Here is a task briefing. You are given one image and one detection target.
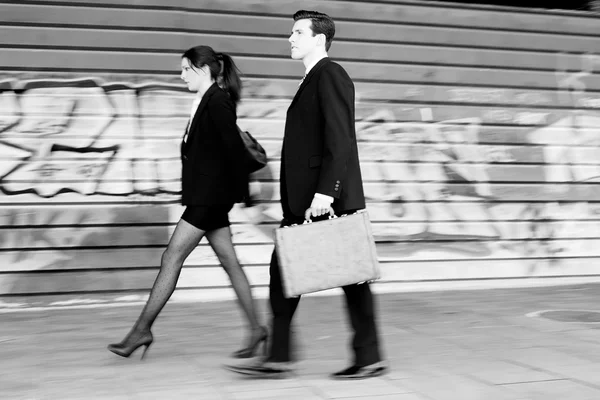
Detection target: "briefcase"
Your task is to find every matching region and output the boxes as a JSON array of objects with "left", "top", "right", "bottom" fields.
[{"left": 274, "top": 210, "right": 380, "bottom": 298}]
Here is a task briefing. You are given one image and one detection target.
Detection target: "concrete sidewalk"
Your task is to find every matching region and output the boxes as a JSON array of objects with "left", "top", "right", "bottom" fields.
[{"left": 3, "top": 284, "right": 600, "bottom": 399}]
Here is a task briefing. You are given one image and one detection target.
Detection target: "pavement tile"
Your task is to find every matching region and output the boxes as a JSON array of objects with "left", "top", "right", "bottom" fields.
[
  {"left": 399, "top": 374, "right": 525, "bottom": 400},
  {"left": 129, "top": 385, "right": 225, "bottom": 399},
  {"left": 550, "top": 341, "right": 600, "bottom": 364},
  {"left": 45, "top": 396, "right": 134, "bottom": 400},
  {"left": 382, "top": 366, "right": 440, "bottom": 381},
  {"left": 492, "top": 347, "right": 594, "bottom": 371},
  {"left": 220, "top": 377, "right": 306, "bottom": 392},
  {"left": 334, "top": 394, "right": 428, "bottom": 400},
  {"left": 6, "top": 286, "right": 600, "bottom": 400},
  {"left": 303, "top": 377, "right": 412, "bottom": 398},
  {"left": 543, "top": 364, "right": 600, "bottom": 387},
  {"left": 500, "top": 379, "right": 600, "bottom": 400},
  {"left": 30, "top": 378, "right": 133, "bottom": 400},
  {"left": 460, "top": 360, "right": 558, "bottom": 384},
  {"left": 0, "top": 387, "right": 40, "bottom": 400},
  {"left": 436, "top": 332, "right": 516, "bottom": 352},
  {"left": 228, "top": 387, "right": 321, "bottom": 400},
  {"left": 562, "top": 329, "right": 600, "bottom": 344}
]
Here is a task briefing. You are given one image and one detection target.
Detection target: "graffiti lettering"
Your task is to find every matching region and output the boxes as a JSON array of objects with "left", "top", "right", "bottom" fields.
[
  {"left": 485, "top": 147, "right": 516, "bottom": 163},
  {"left": 482, "top": 109, "right": 514, "bottom": 123},
  {"left": 515, "top": 112, "right": 549, "bottom": 125},
  {"left": 0, "top": 78, "right": 273, "bottom": 199},
  {"left": 0, "top": 50, "right": 598, "bottom": 280},
  {"left": 556, "top": 52, "right": 600, "bottom": 107},
  {"left": 578, "top": 97, "right": 600, "bottom": 108},
  {"left": 353, "top": 50, "right": 600, "bottom": 270},
  {"left": 77, "top": 163, "right": 105, "bottom": 178},
  {"left": 33, "top": 163, "right": 63, "bottom": 178},
  {"left": 448, "top": 88, "right": 509, "bottom": 104}
]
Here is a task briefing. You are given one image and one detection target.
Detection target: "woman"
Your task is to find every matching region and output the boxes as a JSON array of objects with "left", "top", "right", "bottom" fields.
[{"left": 108, "top": 46, "right": 267, "bottom": 360}]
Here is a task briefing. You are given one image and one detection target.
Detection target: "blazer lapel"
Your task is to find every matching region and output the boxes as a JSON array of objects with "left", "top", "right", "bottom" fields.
[
  {"left": 188, "top": 82, "right": 219, "bottom": 133},
  {"left": 183, "top": 82, "right": 219, "bottom": 151},
  {"left": 289, "top": 57, "right": 330, "bottom": 109}
]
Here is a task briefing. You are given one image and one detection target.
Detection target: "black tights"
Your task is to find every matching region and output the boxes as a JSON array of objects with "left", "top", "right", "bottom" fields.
[{"left": 120, "top": 219, "right": 262, "bottom": 344}]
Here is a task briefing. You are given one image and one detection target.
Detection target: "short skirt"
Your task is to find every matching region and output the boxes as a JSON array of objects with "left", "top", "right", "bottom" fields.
[{"left": 181, "top": 204, "right": 233, "bottom": 231}]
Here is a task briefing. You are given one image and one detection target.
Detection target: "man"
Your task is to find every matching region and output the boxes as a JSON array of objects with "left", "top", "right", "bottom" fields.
[{"left": 227, "top": 10, "right": 387, "bottom": 380}]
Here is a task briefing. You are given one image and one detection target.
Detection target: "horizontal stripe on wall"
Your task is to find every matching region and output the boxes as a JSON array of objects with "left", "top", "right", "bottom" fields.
[
  {"left": 3, "top": 103, "right": 600, "bottom": 130},
  {"left": 0, "top": 5, "right": 598, "bottom": 53},
  {"left": 1, "top": 157, "right": 600, "bottom": 175},
  {"left": 2, "top": 181, "right": 600, "bottom": 202},
  {"left": 3, "top": 26, "right": 599, "bottom": 73},
  {"left": 10, "top": 0, "right": 599, "bottom": 36},
  {"left": 2, "top": 257, "right": 600, "bottom": 295},
  {"left": 2, "top": 220, "right": 600, "bottom": 251},
  {"left": 8, "top": 142, "right": 600, "bottom": 167},
  {"left": 2, "top": 49, "right": 600, "bottom": 90},
  {"left": 1, "top": 183, "right": 600, "bottom": 203},
  {"left": 3, "top": 80, "right": 600, "bottom": 111},
  {"left": 2, "top": 202, "right": 598, "bottom": 226},
  {"left": 1, "top": 240, "right": 600, "bottom": 273},
  {"left": 3, "top": 120, "right": 600, "bottom": 147},
  {"left": 4, "top": 160, "right": 600, "bottom": 185}
]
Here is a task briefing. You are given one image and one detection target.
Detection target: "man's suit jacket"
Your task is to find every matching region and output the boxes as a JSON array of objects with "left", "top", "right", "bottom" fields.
[
  {"left": 281, "top": 57, "right": 366, "bottom": 217},
  {"left": 181, "top": 82, "right": 247, "bottom": 205}
]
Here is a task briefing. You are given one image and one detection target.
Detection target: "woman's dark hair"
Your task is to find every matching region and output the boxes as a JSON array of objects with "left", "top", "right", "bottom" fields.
[{"left": 182, "top": 45, "right": 242, "bottom": 103}]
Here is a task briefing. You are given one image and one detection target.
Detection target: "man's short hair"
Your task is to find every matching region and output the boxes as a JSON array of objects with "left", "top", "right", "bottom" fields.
[{"left": 293, "top": 10, "right": 335, "bottom": 51}]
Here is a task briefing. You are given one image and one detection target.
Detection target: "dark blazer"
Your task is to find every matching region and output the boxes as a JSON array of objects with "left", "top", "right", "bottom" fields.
[
  {"left": 281, "top": 57, "right": 366, "bottom": 217},
  {"left": 181, "top": 82, "right": 247, "bottom": 205}
]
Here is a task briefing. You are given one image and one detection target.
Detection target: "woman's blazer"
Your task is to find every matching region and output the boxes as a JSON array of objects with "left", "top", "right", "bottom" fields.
[{"left": 180, "top": 82, "right": 247, "bottom": 205}]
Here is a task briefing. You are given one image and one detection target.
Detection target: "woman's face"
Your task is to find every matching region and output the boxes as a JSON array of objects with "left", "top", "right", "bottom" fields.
[{"left": 180, "top": 57, "right": 203, "bottom": 92}]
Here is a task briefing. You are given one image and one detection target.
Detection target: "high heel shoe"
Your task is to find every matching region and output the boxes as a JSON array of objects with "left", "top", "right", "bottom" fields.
[
  {"left": 231, "top": 326, "right": 268, "bottom": 359},
  {"left": 107, "top": 331, "right": 154, "bottom": 359}
]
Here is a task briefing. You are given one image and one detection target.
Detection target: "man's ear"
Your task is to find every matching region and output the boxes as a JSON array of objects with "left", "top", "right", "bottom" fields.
[{"left": 317, "top": 33, "right": 326, "bottom": 47}]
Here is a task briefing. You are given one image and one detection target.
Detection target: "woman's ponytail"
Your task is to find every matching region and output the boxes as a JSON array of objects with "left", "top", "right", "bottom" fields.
[{"left": 219, "top": 52, "right": 242, "bottom": 104}]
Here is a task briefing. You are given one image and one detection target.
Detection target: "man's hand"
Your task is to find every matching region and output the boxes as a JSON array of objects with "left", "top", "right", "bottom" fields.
[{"left": 305, "top": 195, "right": 334, "bottom": 221}]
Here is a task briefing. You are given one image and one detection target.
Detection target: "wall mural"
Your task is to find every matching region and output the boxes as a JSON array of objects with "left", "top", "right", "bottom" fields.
[
  {"left": 361, "top": 52, "right": 600, "bottom": 272},
  {"left": 0, "top": 52, "right": 599, "bottom": 294}
]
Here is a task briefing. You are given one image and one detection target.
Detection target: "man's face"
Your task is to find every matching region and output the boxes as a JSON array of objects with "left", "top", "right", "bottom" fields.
[{"left": 288, "top": 19, "right": 320, "bottom": 60}]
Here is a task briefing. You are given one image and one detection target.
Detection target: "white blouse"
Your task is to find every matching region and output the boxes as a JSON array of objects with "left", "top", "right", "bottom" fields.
[{"left": 184, "top": 97, "right": 202, "bottom": 143}]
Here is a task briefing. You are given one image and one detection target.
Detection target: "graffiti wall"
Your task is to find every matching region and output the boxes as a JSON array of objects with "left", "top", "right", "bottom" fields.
[{"left": 0, "top": 0, "right": 599, "bottom": 296}]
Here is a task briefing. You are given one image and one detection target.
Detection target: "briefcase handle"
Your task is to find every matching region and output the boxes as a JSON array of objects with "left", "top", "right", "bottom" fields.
[
  {"left": 301, "top": 208, "right": 368, "bottom": 225},
  {"left": 303, "top": 206, "right": 337, "bottom": 224}
]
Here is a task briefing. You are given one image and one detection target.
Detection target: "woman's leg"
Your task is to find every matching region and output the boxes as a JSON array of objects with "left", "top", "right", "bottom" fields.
[
  {"left": 118, "top": 219, "right": 205, "bottom": 341},
  {"left": 206, "top": 227, "right": 264, "bottom": 343}
]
